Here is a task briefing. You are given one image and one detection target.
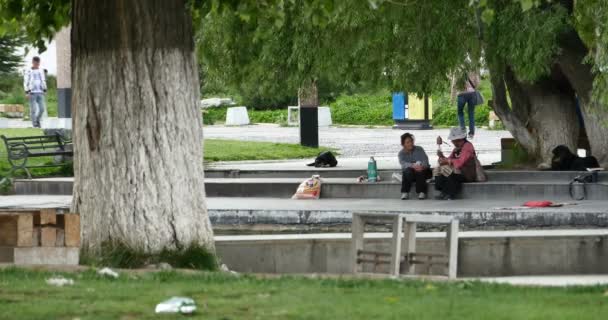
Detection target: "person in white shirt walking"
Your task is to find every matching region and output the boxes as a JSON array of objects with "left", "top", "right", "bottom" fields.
[{"left": 23, "top": 56, "right": 47, "bottom": 128}]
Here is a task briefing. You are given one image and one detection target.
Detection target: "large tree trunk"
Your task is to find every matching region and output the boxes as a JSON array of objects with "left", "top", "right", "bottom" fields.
[
  {"left": 71, "top": 0, "right": 214, "bottom": 252},
  {"left": 490, "top": 64, "right": 579, "bottom": 165},
  {"left": 556, "top": 30, "right": 608, "bottom": 167}
]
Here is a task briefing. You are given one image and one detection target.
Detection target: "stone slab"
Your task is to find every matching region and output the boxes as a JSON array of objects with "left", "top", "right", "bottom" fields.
[
  {"left": 318, "top": 107, "right": 332, "bottom": 127},
  {"left": 475, "top": 275, "right": 608, "bottom": 287},
  {"left": 225, "top": 107, "right": 250, "bottom": 126},
  {"left": 12, "top": 247, "right": 79, "bottom": 265}
]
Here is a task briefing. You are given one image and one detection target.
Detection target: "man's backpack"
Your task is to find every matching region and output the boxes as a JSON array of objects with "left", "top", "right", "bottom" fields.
[{"left": 307, "top": 151, "right": 338, "bottom": 168}]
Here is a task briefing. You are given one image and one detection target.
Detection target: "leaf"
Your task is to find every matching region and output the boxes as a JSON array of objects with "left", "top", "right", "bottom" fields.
[
  {"left": 520, "top": 0, "right": 534, "bottom": 11},
  {"left": 481, "top": 8, "right": 495, "bottom": 24}
]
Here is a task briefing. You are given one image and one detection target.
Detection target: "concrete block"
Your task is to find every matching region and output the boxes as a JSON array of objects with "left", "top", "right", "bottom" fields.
[
  {"left": 287, "top": 106, "right": 299, "bottom": 126},
  {"left": 226, "top": 107, "right": 250, "bottom": 126},
  {"left": 64, "top": 214, "right": 80, "bottom": 247},
  {"left": 318, "top": 106, "right": 332, "bottom": 127},
  {"left": 41, "top": 227, "right": 57, "bottom": 246},
  {"left": 13, "top": 247, "right": 79, "bottom": 265},
  {"left": 0, "top": 216, "right": 18, "bottom": 246},
  {"left": 17, "top": 214, "right": 34, "bottom": 247},
  {"left": 0, "top": 247, "right": 13, "bottom": 263}
]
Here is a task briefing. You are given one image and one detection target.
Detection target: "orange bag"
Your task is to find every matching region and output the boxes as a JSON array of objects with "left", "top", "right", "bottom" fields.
[{"left": 292, "top": 175, "right": 322, "bottom": 200}]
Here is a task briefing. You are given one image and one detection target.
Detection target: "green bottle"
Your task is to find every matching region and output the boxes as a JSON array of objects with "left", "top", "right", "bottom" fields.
[{"left": 367, "top": 157, "right": 378, "bottom": 182}]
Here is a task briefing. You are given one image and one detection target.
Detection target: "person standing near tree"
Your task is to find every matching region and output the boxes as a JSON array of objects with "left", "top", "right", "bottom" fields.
[
  {"left": 456, "top": 71, "right": 481, "bottom": 140},
  {"left": 23, "top": 56, "right": 47, "bottom": 128}
]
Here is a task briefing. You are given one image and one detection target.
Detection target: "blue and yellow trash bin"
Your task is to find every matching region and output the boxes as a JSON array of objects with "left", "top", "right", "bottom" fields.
[{"left": 392, "top": 92, "right": 432, "bottom": 129}]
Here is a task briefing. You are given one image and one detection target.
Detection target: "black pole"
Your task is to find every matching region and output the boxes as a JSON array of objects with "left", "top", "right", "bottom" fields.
[{"left": 299, "top": 106, "right": 319, "bottom": 148}]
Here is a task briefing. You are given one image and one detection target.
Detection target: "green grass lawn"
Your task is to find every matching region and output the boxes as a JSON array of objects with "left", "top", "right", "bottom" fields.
[
  {"left": 0, "top": 129, "right": 330, "bottom": 178},
  {"left": 0, "top": 128, "right": 70, "bottom": 179},
  {"left": 0, "top": 268, "right": 607, "bottom": 320},
  {"left": 204, "top": 139, "right": 329, "bottom": 162}
]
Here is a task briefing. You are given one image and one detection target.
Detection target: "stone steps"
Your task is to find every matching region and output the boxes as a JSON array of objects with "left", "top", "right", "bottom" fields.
[
  {"left": 205, "top": 168, "right": 607, "bottom": 181},
  {"left": 13, "top": 176, "right": 608, "bottom": 200}
]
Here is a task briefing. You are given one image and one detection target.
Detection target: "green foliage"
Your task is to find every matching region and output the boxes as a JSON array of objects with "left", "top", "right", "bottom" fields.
[
  {"left": 329, "top": 92, "right": 393, "bottom": 126},
  {"left": 202, "top": 107, "right": 228, "bottom": 125},
  {"left": 197, "top": 0, "right": 477, "bottom": 107},
  {"left": 0, "top": 34, "right": 23, "bottom": 74},
  {"left": 0, "top": 0, "right": 70, "bottom": 51},
  {"left": 80, "top": 241, "right": 218, "bottom": 270},
  {"left": 203, "top": 107, "right": 289, "bottom": 125},
  {"left": 0, "top": 74, "right": 59, "bottom": 117},
  {"left": 573, "top": 0, "right": 608, "bottom": 108},
  {"left": 249, "top": 109, "right": 288, "bottom": 125},
  {"left": 484, "top": 2, "right": 569, "bottom": 82},
  {"left": 432, "top": 104, "right": 491, "bottom": 128}
]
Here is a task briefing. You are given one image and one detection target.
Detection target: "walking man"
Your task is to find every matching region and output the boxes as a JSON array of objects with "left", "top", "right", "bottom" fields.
[{"left": 24, "top": 56, "right": 47, "bottom": 128}]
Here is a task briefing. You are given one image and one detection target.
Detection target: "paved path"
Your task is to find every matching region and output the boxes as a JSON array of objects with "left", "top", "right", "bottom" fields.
[
  {"left": 204, "top": 124, "right": 511, "bottom": 159},
  {"left": 475, "top": 275, "right": 608, "bottom": 287}
]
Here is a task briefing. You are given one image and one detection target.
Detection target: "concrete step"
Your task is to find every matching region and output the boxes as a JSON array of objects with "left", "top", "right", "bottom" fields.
[
  {"left": 13, "top": 177, "right": 608, "bottom": 200},
  {"left": 205, "top": 198, "right": 608, "bottom": 233},
  {"left": 3, "top": 196, "right": 608, "bottom": 232},
  {"left": 205, "top": 168, "right": 608, "bottom": 181},
  {"left": 202, "top": 178, "right": 608, "bottom": 200}
]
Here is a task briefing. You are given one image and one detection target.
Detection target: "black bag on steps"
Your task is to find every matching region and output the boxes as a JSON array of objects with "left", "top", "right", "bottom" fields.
[{"left": 307, "top": 151, "right": 338, "bottom": 167}]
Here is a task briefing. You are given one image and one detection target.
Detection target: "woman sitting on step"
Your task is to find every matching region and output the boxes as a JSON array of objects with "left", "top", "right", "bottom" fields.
[
  {"left": 435, "top": 127, "right": 478, "bottom": 200},
  {"left": 398, "top": 133, "right": 432, "bottom": 200}
]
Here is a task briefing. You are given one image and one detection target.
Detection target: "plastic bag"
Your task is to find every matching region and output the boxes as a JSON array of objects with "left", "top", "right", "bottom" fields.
[
  {"left": 155, "top": 297, "right": 197, "bottom": 314},
  {"left": 292, "top": 175, "right": 322, "bottom": 199}
]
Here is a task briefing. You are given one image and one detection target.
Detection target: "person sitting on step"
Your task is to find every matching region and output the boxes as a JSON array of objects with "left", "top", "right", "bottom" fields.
[
  {"left": 435, "top": 127, "right": 478, "bottom": 200},
  {"left": 398, "top": 133, "right": 432, "bottom": 200}
]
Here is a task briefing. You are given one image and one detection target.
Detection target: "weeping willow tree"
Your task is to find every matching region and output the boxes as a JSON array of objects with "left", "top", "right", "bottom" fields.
[{"left": 200, "top": 0, "right": 608, "bottom": 166}]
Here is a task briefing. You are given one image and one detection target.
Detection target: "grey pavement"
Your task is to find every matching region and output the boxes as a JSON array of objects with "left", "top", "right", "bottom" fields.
[
  {"left": 475, "top": 275, "right": 608, "bottom": 287},
  {"left": 204, "top": 124, "right": 512, "bottom": 163}
]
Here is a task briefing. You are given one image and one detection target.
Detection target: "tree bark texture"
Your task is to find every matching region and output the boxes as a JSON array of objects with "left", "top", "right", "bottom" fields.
[
  {"left": 490, "top": 64, "right": 579, "bottom": 165},
  {"left": 71, "top": 0, "right": 214, "bottom": 252},
  {"left": 298, "top": 80, "right": 319, "bottom": 108},
  {"left": 556, "top": 30, "right": 608, "bottom": 167}
]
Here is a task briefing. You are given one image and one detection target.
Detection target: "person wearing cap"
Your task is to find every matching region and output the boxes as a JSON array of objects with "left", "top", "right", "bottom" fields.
[
  {"left": 398, "top": 133, "right": 431, "bottom": 200},
  {"left": 435, "top": 127, "right": 477, "bottom": 200}
]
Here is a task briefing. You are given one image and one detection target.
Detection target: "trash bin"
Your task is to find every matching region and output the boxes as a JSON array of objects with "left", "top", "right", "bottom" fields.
[
  {"left": 392, "top": 92, "right": 432, "bottom": 130},
  {"left": 392, "top": 92, "right": 408, "bottom": 121}
]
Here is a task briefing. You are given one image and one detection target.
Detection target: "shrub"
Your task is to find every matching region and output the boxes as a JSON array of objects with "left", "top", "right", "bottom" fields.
[
  {"left": 80, "top": 241, "right": 218, "bottom": 270},
  {"left": 432, "top": 104, "right": 491, "bottom": 128},
  {"left": 329, "top": 92, "right": 393, "bottom": 126}
]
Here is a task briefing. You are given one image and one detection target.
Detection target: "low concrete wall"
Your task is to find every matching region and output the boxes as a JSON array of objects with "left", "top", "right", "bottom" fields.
[
  {"left": 210, "top": 207, "right": 608, "bottom": 232},
  {"left": 216, "top": 231, "right": 608, "bottom": 277},
  {"left": 22, "top": 179, "right": 606, "bottom": 201}
]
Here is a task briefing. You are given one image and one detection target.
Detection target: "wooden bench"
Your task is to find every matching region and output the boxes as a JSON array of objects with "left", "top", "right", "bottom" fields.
[
  {"left": 0, "top": 209, "right": 80, "bottom": 265},
  {"left": 1, "top": 133, "right": 73, "bottom": 179},
  {"left": 352, "top": 212, "right": 459, "bottom": 279}
]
